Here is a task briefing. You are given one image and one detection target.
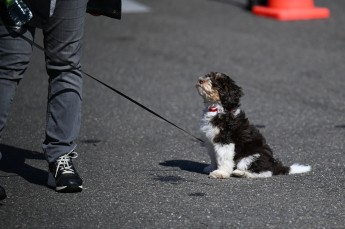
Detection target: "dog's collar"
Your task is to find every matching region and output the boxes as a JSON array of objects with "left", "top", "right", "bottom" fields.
[
  {"left": 208, "top": 106, "right": 218, "bottom": 112},
  {"left": 208, "top": 105, "right": 240, "bottom": 117},
  {"left": 208, "top": 104, "right": 222, "bottom": 113}
]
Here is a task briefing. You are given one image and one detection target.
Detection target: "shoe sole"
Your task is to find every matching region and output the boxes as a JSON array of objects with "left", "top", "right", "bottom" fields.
[
  {"left": 56, "top": 185, "right": 83, "bottom": 193},
  {"left": 47, "top": 173, "right": 83, "bottom": 193}
]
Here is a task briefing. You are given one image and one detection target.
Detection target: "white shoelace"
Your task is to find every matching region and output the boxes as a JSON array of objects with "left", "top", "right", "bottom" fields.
[{"left": 54, "top": 152, "right": 78, "bottom": 177}]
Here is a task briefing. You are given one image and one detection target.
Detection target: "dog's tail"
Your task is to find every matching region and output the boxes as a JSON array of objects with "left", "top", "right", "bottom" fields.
[
  {"left": 288, "top": 163, "right": 311, "bottom": 174},
  {"left": 273, "top": 160, "right": 311, "bottom": 175}
]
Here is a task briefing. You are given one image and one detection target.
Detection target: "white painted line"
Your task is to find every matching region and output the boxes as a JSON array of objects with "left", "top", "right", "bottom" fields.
[{"left": 122, "top": 0, "right": 151, "bottom": 13}]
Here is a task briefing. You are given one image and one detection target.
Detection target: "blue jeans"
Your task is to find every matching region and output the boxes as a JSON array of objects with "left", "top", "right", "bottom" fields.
[{"left": 0, "top": 0, "right": 88, "bottom": 162}]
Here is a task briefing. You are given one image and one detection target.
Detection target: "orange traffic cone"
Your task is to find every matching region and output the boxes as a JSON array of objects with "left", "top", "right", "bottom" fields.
[{"left": 253, "top": 0, "right": 330, "bottom": 21}]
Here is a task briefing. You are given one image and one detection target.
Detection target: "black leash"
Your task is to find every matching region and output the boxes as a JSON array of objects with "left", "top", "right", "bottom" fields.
[{"left": 17, "top": 32, "right": 204, "bottom": 143}]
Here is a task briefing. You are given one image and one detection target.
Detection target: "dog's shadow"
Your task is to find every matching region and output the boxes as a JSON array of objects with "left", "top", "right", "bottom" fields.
[
  {"left": 159, "top": 160, "right": 208, "bottom": 174},
  {"left": 0, "top": 144, "right": 48, "bottom": 186}
]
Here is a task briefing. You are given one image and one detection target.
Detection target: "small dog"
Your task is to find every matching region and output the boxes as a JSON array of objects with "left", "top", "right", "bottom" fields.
[{"left": 196, "top": 72, "right": 311, "bottom": 179}]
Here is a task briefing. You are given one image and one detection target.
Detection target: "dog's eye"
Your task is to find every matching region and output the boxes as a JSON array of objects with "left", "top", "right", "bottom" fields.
[{"left": 199, "top": 80, "right": 205, "bottom": 84}]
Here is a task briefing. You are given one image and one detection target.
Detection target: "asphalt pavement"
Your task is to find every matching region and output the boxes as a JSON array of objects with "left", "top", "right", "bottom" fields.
[{"left": 0, "top": 0, "right": 344, "bottom": 228}]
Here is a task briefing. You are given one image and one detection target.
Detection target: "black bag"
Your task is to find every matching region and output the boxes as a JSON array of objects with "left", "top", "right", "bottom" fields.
[{"left": 87, "top": 0, "right": 122, "bottom": 20}]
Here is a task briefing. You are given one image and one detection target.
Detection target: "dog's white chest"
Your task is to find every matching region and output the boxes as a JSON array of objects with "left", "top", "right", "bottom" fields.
[{"left": 200, "top": 104, "right": 223, "bottom": 141}]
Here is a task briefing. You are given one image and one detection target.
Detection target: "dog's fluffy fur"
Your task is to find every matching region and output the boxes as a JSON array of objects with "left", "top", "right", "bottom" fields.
[{"left": 196, "top": 72, "right": 311, "bottom": 179}]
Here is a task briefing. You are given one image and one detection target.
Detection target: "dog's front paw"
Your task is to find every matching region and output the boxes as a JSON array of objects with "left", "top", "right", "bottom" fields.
[
  {"left": 209, "top": 170, "right": 230, "bottom": 179},
  {"left": 203, "top": 165, "right": 215, "bottom": 174}
]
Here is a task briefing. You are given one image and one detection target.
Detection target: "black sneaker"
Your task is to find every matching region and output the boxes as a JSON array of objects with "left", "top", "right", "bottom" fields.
[
  {"left": 0, "top": 184, "right": 6, "bottom": 200},
  {"left": 47, "top": 151, "right": 83, "bottom": 193}
]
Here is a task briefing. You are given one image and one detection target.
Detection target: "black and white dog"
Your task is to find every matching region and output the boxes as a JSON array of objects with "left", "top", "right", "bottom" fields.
[{"left": 196, "top": 72, "right": 311, "bottom": 179}]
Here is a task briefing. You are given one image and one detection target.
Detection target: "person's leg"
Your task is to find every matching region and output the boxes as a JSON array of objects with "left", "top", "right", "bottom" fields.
[
  {"left": 42, "top": 0, "right": 87, "bottom": 192},
  {"left": 0, "top": 13, "right": 35, "bottom": 199},
  {"left": 0, "top": 20, "right": 35, "bottom": 137}
]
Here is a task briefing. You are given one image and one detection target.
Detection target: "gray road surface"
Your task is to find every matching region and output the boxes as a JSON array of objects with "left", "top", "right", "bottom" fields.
[{"left": 0, "top": 0, "right": 344, "bottom": 228}]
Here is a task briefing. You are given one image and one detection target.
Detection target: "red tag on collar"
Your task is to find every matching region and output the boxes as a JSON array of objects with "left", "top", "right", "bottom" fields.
[{"left": 209, "top": 106, "right": 218, "bottom": 112}]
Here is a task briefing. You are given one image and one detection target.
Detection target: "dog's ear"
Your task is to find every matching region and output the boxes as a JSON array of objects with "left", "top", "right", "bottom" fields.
[{"left": 211, "top": 72, "right": 243, "bottom": 109}]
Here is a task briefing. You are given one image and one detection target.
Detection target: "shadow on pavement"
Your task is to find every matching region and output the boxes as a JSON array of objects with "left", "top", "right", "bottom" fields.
[
  {"left": 0, "top": 144, "right": 48, "bottom": 186},
  {"left": 159, "top": 160, "right": 208, "bottom": 174}
]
